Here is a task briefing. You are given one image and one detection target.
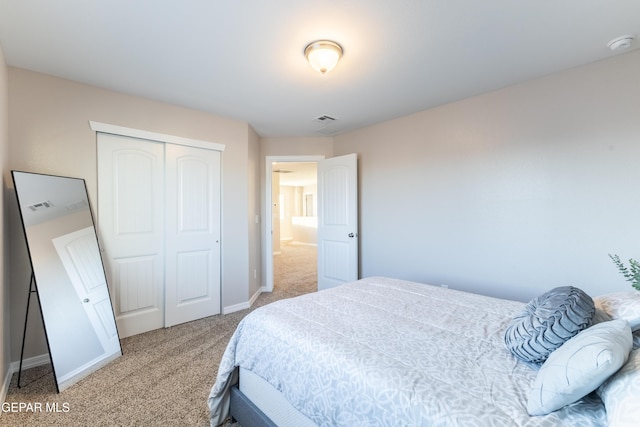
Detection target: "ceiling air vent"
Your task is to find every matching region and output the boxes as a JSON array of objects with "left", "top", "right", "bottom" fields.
[
  {"left": 313, "top": 115, "right": 340, "bottom": 135},
  {"left": 314, "top": 115, "right": 337, "bottom": 123},
  {"left": 28, "top": 200, "right": 54, "bottom": 211}
]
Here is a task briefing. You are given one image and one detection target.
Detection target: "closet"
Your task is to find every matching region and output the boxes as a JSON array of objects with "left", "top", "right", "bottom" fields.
[{"left": 95, "top": 126, "right": 223, "bottom": 338}]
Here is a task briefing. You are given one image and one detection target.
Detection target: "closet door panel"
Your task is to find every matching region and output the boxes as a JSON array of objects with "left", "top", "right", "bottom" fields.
[
  {"left": 165, "top": 144, "right": 221, "bottom": 327},
  {"left": 97, "top": 134, "right": 165, "bottom": 338}
]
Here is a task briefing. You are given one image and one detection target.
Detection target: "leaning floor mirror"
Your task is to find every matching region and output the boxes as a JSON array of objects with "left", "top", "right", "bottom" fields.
[{"left": 12, "top": 170, "right": 122, "bottom": 392}]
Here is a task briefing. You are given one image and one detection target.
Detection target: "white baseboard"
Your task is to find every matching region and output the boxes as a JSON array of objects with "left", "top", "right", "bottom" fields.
[
  {"left": 1, "top": 353, "right": 50, "bottom": 404},
  {"left": 222, "top": 301, "right": 250, "bottom": 315},
  {"left": 8, "top": 353, "right": 51, "bottom": 373},
  {"left": 249, "top": 287, "right": 262, "bottom": 306},
  {"left": 222, "top": 287, "right": 264, "bottom": 315}
]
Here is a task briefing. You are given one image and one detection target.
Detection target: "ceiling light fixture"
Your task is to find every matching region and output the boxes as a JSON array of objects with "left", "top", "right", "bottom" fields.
[{"left": 304, "top": 40, "right": 343, "bottom": 75}]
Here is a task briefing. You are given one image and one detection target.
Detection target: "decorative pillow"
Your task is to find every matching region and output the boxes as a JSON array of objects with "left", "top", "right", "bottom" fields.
[
  {"left": 504, "top": 286, "right": 595, "bottom": 364},
  {"left": 597, "top": 348, "right": 640, "bottom": 427},
  {"left": 594, "top": 291, "right": 640, "bottom": 331},
  {"left": 527, "top": 320, "right": 632, "bottom": 416}
]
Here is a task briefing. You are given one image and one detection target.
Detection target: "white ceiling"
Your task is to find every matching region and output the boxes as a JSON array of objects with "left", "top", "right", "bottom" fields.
[
  {"left": 13, "top": 171, "right": 90, "bottom": 227},
  {"left": 0, "top": 1, "right": 638, "bottom": 138}
]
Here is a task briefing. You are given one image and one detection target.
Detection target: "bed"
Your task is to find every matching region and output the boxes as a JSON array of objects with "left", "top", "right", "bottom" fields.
[{"left": 208, "top": 276, "right": 640, "bottom": 426}]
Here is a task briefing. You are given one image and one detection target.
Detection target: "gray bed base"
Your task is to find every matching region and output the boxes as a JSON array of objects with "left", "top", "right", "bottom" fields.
[{"left": 229, "top": 385, "right": 277, "bottom": 427}]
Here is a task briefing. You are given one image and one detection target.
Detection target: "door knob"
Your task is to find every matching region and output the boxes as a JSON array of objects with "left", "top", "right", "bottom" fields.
[
  {"left": 83, "top": 298, "right": 90, "bottom": 303},
  {"left": 348, "top": 233, "right": 356, "bottom": 238}
]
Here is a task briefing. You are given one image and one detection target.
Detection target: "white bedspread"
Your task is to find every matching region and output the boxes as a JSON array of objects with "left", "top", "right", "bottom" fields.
[{"left": 208, "top": 277, "right": 606, "bottom": 426}]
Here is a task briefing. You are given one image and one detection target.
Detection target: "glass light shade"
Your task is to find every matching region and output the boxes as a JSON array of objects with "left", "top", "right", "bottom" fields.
[{"left": 304, "top": 41, "right": 343, "bottom": 74}]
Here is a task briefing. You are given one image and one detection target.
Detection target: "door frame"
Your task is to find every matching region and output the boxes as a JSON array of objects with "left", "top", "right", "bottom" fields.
[{"left": 264, "top": 155, "right": 325, "bottom": 292}]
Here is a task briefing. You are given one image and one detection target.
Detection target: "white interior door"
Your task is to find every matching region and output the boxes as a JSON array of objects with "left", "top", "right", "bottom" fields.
[
  {"left": 52, "top": 226, "right": 120, "bottom": 355},
  {"left": 98, "top": 134, "right": 165, "bottom": 338},
  {"left": 164, "top": 143, "right": 221, "bottom": 327},
  {"left": 317, "top": 153, "right": 358, "bottom": 290}
]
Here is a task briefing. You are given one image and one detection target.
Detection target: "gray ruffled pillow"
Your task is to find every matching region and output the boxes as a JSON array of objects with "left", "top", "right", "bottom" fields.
[{"left": 504, "top": 286, "right": 595, "bottom": 365}]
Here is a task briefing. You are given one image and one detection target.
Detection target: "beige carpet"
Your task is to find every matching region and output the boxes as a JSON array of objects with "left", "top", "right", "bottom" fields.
[
  {"left": 2, "top": 242, "right": 317, "bottom": 426},
  {"left": 273, "top": 242, "right": 317, "bottom": 295}
]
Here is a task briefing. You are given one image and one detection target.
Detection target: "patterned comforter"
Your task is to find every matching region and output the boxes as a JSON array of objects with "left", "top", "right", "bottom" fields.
[{"left": 208, "top": 277, "right": 606, "bottom": 426}]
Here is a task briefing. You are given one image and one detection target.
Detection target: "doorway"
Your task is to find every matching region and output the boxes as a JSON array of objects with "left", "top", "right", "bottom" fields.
[
  {"left": 265, "top": 156, "right": 324, "bottom": 293},
  {"left": 265, "top": 154, "right": 359, "bottom": 293}
]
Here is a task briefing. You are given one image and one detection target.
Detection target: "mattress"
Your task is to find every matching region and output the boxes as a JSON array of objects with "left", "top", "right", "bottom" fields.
[{"left": 208, "top": 276, "right": 606, "bottom": 426}]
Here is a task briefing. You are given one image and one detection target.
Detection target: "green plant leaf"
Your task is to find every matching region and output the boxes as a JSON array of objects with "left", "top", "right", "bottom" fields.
[{"left": 610, "top": 253, "right": 640, "bottom": 291}]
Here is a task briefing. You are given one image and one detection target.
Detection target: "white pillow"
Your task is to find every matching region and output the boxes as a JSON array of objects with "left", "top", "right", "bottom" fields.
[
  {"left": 594, "top": 291, "right": 640, "bottom": 331},
  {"left": 527, "top": 320, "right": 632, "bottom": 416},
  {"left": 597, "top": 348, "right": 640, "bottom": 427}
]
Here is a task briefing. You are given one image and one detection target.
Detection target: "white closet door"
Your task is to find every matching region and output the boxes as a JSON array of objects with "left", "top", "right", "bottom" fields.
[
  {"left": 164, "top": 143, "right": 221, "bottom": 327},
  {"left": 97, "top": 134, "right": 165, "bottom": 338}
]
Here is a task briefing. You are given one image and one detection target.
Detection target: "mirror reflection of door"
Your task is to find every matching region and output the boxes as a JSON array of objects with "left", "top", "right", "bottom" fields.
[
  {"left": 12, "top": 170, "right": 122, "bottom": 392},
  {"left": 52, "top": 227, "right": 120, "bottom": 355}
]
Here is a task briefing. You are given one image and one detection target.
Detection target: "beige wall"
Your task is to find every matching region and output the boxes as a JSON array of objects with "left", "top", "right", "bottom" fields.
[
  {"left": 0, "top": 44, "right": 9, "bottom": 398},
  {"left": 247, "top": 126, "right": 261, "bottom": 297},
  {"left": 334, "top": 50, "right": 640, "bottom": 302},
  {"left": 260, "top": 137, "right": 334, "bottom": 159},
  {"left": 7, "top": 68, "right": 257, "bottom": 361}
]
